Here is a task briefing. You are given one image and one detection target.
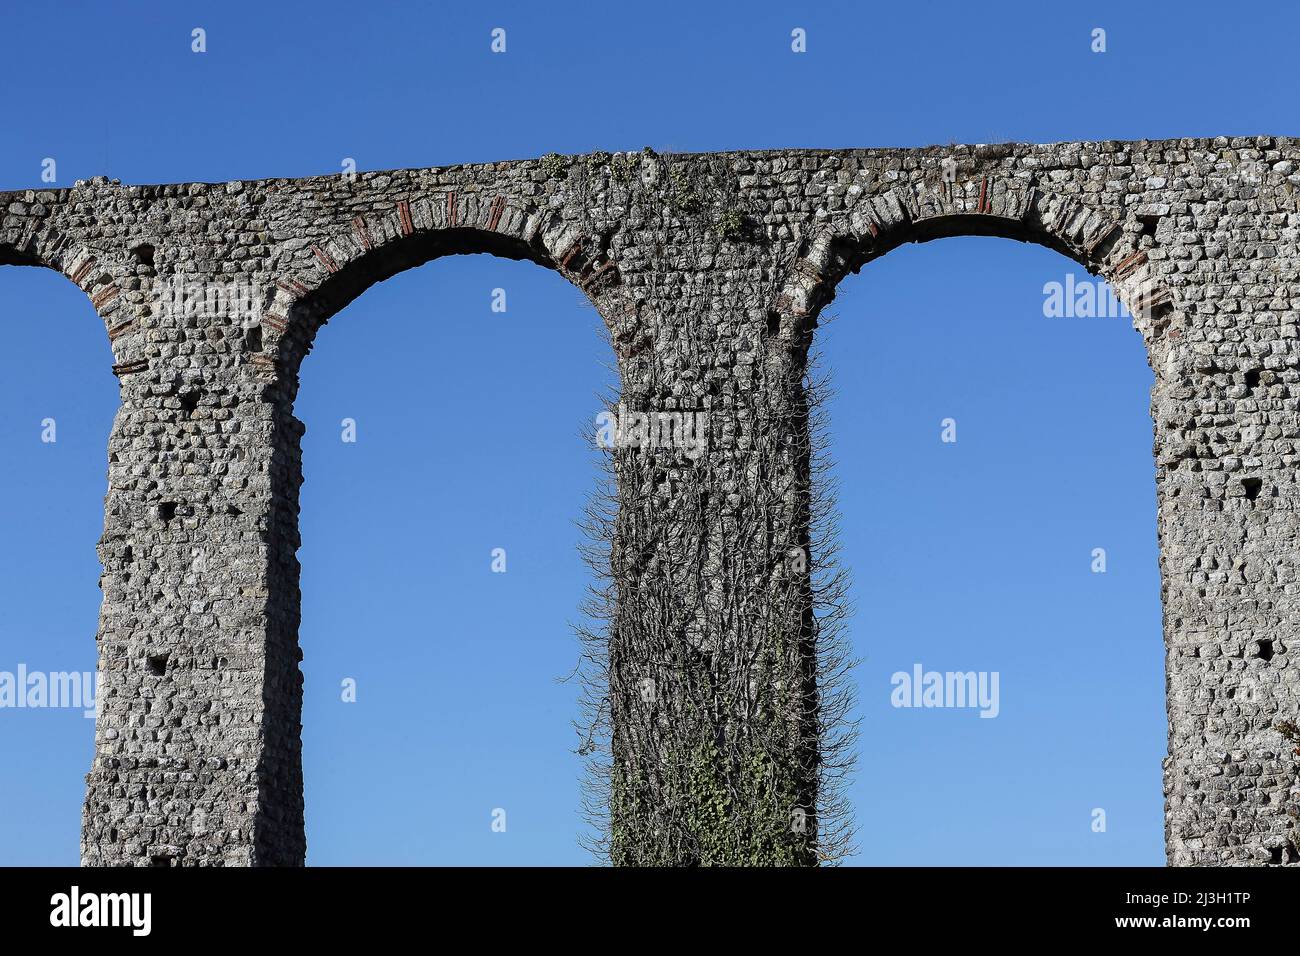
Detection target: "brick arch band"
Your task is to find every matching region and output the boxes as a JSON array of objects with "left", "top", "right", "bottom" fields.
[
  {"left": 252, "top": 195, "right": 629, "bottom": 389},
  {"left": 772, "top": 178, "right": 1177, "bottom": 350},
  {"left": 0, "top": 207, "right": 143, "bottom": 376}
]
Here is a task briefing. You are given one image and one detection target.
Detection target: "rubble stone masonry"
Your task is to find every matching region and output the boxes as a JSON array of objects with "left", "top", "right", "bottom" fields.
[{"left": 2, "top": 137, "right": 1297, "bottom": 865}]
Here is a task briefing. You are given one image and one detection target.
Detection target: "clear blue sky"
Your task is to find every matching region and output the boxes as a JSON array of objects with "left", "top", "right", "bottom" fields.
[{"left": 0, "top": 0, "right": 1293, "bottom": 866}]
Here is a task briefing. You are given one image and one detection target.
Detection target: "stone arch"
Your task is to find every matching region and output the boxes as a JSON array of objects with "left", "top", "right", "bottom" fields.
[
  {"left": 236, "top": 190, "right": 637, "bottom": 864},
  {"left": 252, "top": 195, "right": 634, "bottom": 392},
  {"left": 771, "top": 178, "right": 1179, "bottom": 358},
  {"left": 0, "top": 214, "right": 144, "bottom": 381},
  {"left": 767, "top": 175, "right": 1209, "bottom": 864}
]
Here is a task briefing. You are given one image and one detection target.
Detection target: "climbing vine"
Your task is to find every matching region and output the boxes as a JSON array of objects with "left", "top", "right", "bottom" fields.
[{"left": 572, "top": 316, "right": 857, "bottom": 865}]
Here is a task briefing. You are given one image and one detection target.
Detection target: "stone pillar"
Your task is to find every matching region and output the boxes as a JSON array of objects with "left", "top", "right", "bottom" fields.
[
  {"left": 81, "top": 287, "right": 304, "bottom": 865},
  {"left": 602, "top": 262, "right": 838, "bottom": 865},
  {"left": 1155, "top": 266, "right": 1300, "bottom": 866}
]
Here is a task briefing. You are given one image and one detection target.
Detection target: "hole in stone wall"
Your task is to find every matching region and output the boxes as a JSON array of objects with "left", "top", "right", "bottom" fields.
[
  {"left": 1088, "top": 226, "right": 1124, "bottom": 263},
  {"left": 146, "top": 652, "right": 169, "bottom": 676},
  {"left": 245, "top": 324, "right": 263, "bottom": 353},
  {"left": 178, "top": 390, "right": 201, "bottom": 416},
  {"left": 157, "top": 502, "right": 177, "bottom": 523},
  {"left": 1145, "top": 298, "right": 1175, "bottom": 324},
  {"left": 120, "top": 543, "right": 134, "bottom": 587},
  {"left": 131, "top": 243, "right": 155, "bottom": 270},
  {"left": 1256, "top": 639, "right": 1275, "bottom": 662},
  {"left": 149, "top": 854, "right": 176, "bottom": 867},
  {"left": 1242, "top": 477, "right": 1263, "bottom": 501},
  {"left": 1245, "top": 368, "right": 1262, "bottom": 394}
]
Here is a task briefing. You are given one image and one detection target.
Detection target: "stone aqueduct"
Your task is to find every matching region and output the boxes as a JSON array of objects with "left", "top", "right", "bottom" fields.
[{"left": 2, "top": 138, "right": 1298, "bottom": 866}]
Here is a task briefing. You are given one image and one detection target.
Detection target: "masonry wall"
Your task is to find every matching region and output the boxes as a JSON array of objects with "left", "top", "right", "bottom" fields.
[{"left": 1, "top": 137, "right": 1297, "bottom": 865}]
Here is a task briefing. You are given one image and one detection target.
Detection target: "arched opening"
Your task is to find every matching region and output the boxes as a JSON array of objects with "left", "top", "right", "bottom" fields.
[
  {"left": 290, "top": 249, "right": 615, "bottom": 863},
  {"left": 0, "top": 264, "right": 116, "bottom": 864},
  {"left": 821, "top": 235, "right": 1165, "bottom": 864}
]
